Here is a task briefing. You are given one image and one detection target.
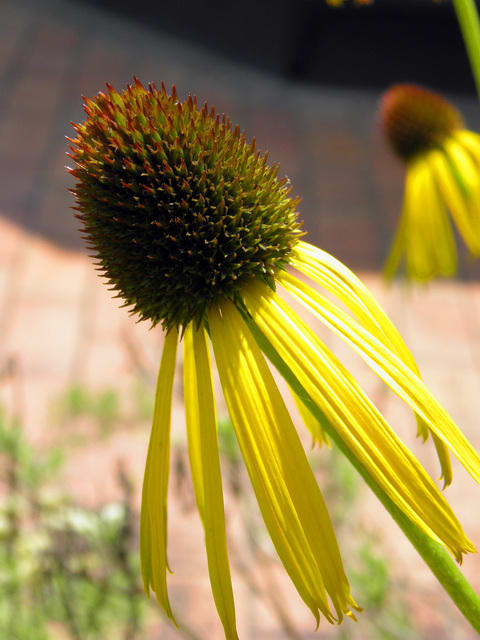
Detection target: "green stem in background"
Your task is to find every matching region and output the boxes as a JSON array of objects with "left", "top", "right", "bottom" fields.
[
  {"left": 241, "top": 311, "right": 480, "bottom": 634},
  {"left": 453, "top": 0, "right": 480, "bottom": 100}
]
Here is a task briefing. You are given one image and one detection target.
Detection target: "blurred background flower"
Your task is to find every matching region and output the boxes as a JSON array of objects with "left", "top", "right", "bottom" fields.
[{"left": 381, "top": 84, "right": 480, "bottom": 282}]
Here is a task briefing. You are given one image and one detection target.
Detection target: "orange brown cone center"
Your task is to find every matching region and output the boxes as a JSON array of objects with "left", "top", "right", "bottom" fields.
[{"left": 380, "top": 84, "right": 464, "bottom": 161}]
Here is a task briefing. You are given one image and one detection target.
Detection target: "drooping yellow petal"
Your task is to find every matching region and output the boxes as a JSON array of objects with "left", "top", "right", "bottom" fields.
[
  {"left": 429, "top": 148, "right": 480, "bottom": 256},
  {"left": 444, "top": 137, "right": 480, "bottom": 194},
  {"left": 383, "top": 182, "right": 409, "bottom": 281},
  {"left": 209, "top": 301, "right": 359, "bottom": 625},
  {"left": 442, "top": 137, "right": 480, "bottom": 235},
  {"left": 291, "top": 386, "right": 331, "bottom": 448},
  {"left": 403, "top": 160, "right": 433, "bottom": 281},
  {"left": 454, "top": 129, "right": 480, "bottom": 166},
  {"left": 184, "top": 327, "right": 205, "bottom": 521},
  {"left": 242, "top": 282, "right": 475, "bottom": 562},
  {"left": 382, "top": 159, "right": 457, "bottom": 282},
  {"left": 423, "top": 163, "right": 458, "bottom": 279},
  {"left": 406, "top": 159, "right": 457, "bottom": 281},
  {"left": 278, "top": 271, "right": 480, "bottom": 486},
  {"left": 292, "top": 241, "right": 453, "bottom": 484},
  {"left": 183, "top": 323, "right": 238, "bottom": 639},
  {"left": 140, "top": 328, "right": 178, "bottom": 621},
  {"left": 292, "top": 240, "right": 417, "bottom": 368}
]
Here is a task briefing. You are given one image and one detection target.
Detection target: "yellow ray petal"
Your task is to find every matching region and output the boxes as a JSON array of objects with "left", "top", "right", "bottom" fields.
[
  {"left": 408, "top": 159, "right": 457, "bottom": 280},
  {"left": 291, "top": 240, "right": 453, "bottom": 483},
  {"left": 184, "top": 327, "right": 205, "bottom": 521},
  {"left": 424, "top": 165, "right": 458, "bottom": 278},
  {"left": 209, "top": 302, "right": 359, "bottom": 624},
  {"left": 278, "top": 271, "right": 480, "bottom": 486},
  {"left": 140, "top": 328, "right": 178, "bottom": 622},
  {"left": 183, "top": 323, "right": 238, "bottom": 639},
  {"left": 242, "top": 282, "right": 475, "bottom": 562},
  {"left": 384, "top": 159, "right": 455, "bottom": 282},
  {"left": 292, "top": 240, "right": 417, "bottom": 368},
  {"left": 429, "top": 148, "right": 480, "bottom": 256},
  {"left": 444, "top": 137, "right": 480, "bottom": 192},
  {"left": 290, "top": 385, "right": 331, "bottom": 448},
  {"left": 443, "top": 137, "right": 480, "bottom": 234},
  {"left": 403, "top": 160, "right": 432, "bottom": 281},
  {"left": 383, "top": 182, "right": 409, "bottom": 281},
  {"left": 454, "top": 130, "right": 480, "bottom": 166}
]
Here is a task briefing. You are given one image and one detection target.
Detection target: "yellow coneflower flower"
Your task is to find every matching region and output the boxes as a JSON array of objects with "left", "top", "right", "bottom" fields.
[
  {"left": 68, "top": 79, "right": 480, "bottom": 638},
  {"left": 381, "top": 84, "right": 480, "bottom": 281}
]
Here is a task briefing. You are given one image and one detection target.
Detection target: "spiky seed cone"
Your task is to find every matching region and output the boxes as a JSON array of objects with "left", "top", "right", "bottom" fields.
[
  {"left": 68, "top": 79, "right": 302, "bottom": 330},
  {"left": 380, "top": 84, "right": 464, "bottom": 161}
]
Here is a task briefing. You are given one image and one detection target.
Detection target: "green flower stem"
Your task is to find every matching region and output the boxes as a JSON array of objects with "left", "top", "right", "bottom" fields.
[
  {"left": 453, "top": 0, "right": 480, "bottom": 100},
  {"left": 243, "top": 312, "right": 480, "bottom": 633}
]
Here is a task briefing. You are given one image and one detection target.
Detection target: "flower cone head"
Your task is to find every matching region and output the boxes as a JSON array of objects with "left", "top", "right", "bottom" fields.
[
  {"left": 68, "top": 79, "right": 302, "bottom": 330},
  {"left": 381, "top": 84, "right": 463, "bottom": 161}
]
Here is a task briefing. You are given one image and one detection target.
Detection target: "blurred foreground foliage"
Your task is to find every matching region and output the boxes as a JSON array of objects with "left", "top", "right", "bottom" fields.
[
  {"left": 2, "top": 384, "right": 417, "bottom": 639},
  {"left": 0, "top": 410, "right": 148, "bottom": 640}
]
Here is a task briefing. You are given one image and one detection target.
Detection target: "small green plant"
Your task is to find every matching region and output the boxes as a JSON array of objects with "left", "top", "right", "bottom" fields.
[
  {"left": 55, "top": 380, "right": 155, "bottom": 439},
  {"left": 132, "top": 378, "right": 155, "bottom": 422},
  {"left": 346, "top": 541, "right": 414, "bottom": 640},
  {"left": 352, "top": 541, "right": 390, "bottom": 610},
  {"left": 58, "top": 384, "right": 120, "bottom": 435},
  {"left": 62, "top": 385, "right": 91, "bottom": 418},
  {"left": 94, "top": 389, "right": 120, "bottom": 432}
]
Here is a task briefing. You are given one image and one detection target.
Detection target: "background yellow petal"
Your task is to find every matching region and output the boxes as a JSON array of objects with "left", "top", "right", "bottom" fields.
[
  {"left": 406, "top": 160, "right": 457, "bottom": 280},
  {"left": 383, "top": 188, "right": 409, "bottom": 280},
  {"left": 404, "top": 161, "right": 432, "bottom": 280},
  {"left": 444, "top": 137, "right": 480, "bottom": 194},
  {"left": 429, "top": 148, "right": 480, "bottom": 255},
  {"left": 140, "top": 328, "right": 178, "bottom": 622},
  {"left": 454, "top": 129, "right": 480, "bottom": 164},
  {"left": 183, "top": 323, "right": 238, "bottom": 639},
  {"left": 443, "top": 138, "right": 480, "bottom": 234},
  {"left": 379, "top": 159, "right": 456, "bottom": 282},
  {"left": 423, "top": 165, "right": 458, "bottom": 278}
]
